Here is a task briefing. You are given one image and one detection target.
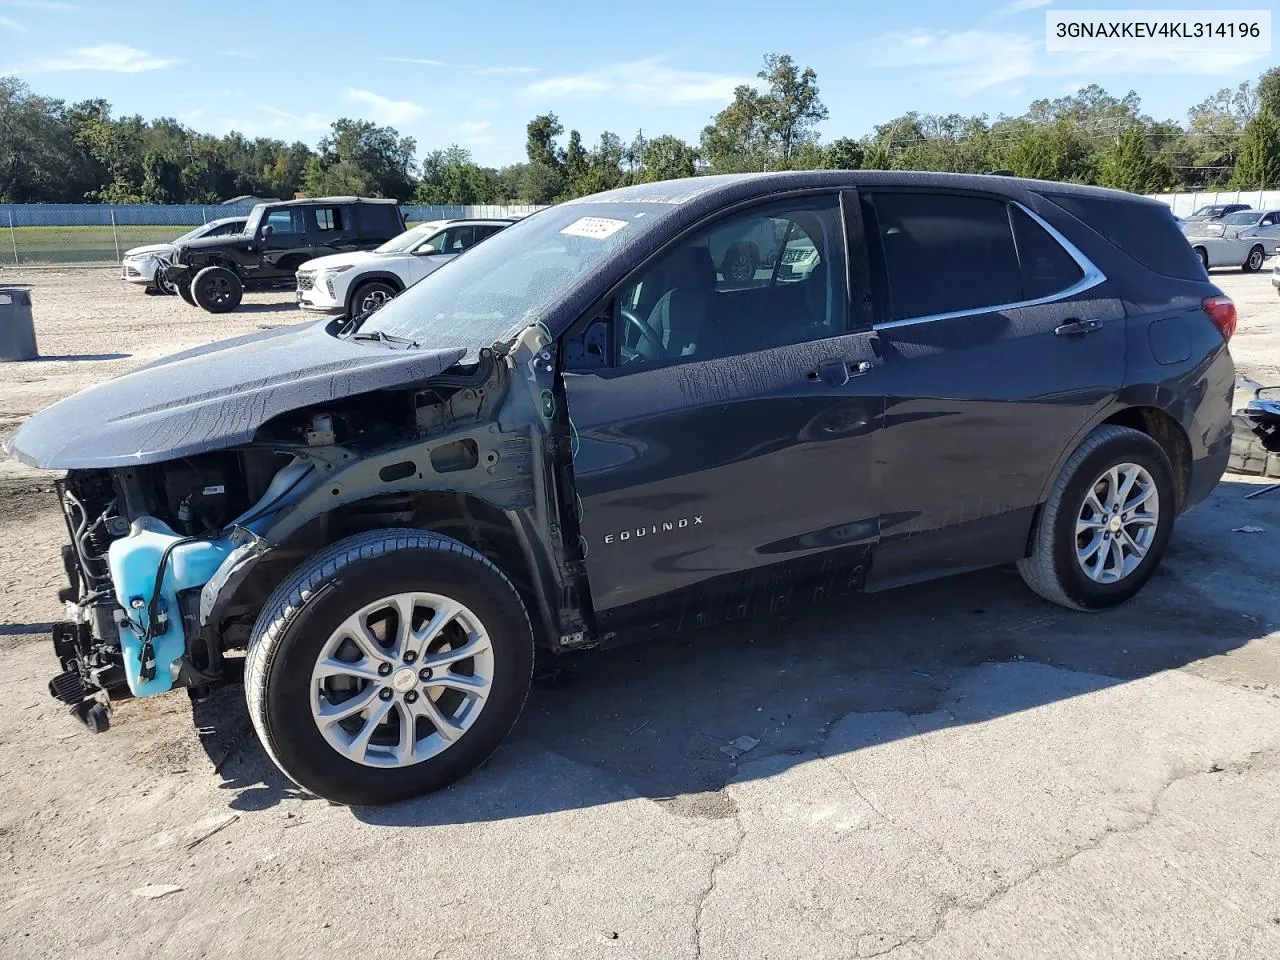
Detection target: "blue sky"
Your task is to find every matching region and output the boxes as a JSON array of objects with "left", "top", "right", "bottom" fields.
[{"left": 0, "top": 0, "right": 1272, "bottom": 167}]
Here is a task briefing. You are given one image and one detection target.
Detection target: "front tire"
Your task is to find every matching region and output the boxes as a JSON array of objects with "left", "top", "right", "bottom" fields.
[
  {"left": 1195, "top": 247, "right": 1209, "bottom": 271},
  {"left": 1243, "top": 245, "right": 1265, "bottom": 273},
  {"left": 244, "top": 529, "right": 535, "bottom": 805},
  {"left": 1018, "top": 425, "right": 1176, "bottom": 611},
  {"left": 348, "top": 279, "right": 399, "bottom": 321},
  {"left": 177, "top": 280, "right": 196, "bottom": 306},
  {"left": 191, "top": 265, "right": 243, "bottom": 313}
]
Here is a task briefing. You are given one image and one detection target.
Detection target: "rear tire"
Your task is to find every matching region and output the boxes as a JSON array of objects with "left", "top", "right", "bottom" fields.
[
  {"left": 244, "top": 529, "right": 535, "bottom": 806},
  {"left": 1243, "top": 245, "right": 1265, "bottom": 273},
  {"left": 177, "top": 281, "right": 196, "bottom": 306},
  {"left": 191, "top": 265, "right": 243, "bottom": 313},
  {"left": 1018, "top": 425, "right": 1176, "bottom": 611},
  {"left": 1195, "top": 247, "right": 1209, "bottom": 271}
]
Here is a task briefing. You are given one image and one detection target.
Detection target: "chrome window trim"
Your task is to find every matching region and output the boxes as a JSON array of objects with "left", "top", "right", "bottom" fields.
[{"left": 873, "top": 200, "right": 1107, "bottom": 331}]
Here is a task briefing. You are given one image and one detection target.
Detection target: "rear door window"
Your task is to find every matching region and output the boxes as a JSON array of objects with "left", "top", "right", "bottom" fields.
[
  {"left": 868, "top": 192, "right": 1021, "bottom": 321},
  {"left": 312, "top": 206, "right": 347, "bottom": 232}
]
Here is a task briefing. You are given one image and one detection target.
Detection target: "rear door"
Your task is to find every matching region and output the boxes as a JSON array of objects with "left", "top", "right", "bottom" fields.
[
  {"left": 562, "top": 191, "right": 887, "bottom": 634},
  {"left": 863, "top": 189, "right": 1126, "bottom": 588},
  {"left": 309, "top": 203, "right": 358, "bottom": 256}
]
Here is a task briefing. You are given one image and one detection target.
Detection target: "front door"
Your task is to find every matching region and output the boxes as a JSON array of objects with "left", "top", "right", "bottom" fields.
[
  {"left": 562, "top": 192, "right": 886, "bottom": 637},
  {"left": 257, "top": 207, "right": 310, "bottom": 278},
  {"left": 860, "top": 189, "right": 1127, "bottom": 588},
  {"left": 309, "top": 204, "right": 358, "bottom": 257}
]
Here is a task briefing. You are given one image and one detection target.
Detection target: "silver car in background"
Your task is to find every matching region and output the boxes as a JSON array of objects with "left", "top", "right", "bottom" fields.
[{"left": 1186, "top": 210, "right": 1280, "bottom": 273}]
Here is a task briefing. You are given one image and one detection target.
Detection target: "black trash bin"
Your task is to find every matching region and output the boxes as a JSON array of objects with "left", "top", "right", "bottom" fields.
[{"left": 0, "top": 286, "right": 37, "bottom": 361}]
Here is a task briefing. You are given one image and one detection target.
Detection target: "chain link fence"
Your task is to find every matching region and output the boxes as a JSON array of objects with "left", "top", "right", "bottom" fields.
[{"left": 0, "top": 203, "right": 544, "bottom": 266}]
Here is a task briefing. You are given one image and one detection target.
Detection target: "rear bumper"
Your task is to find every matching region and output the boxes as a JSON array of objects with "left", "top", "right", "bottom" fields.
[{"left": 1185, "top": 430, "right": 1231, "bottom": 513}]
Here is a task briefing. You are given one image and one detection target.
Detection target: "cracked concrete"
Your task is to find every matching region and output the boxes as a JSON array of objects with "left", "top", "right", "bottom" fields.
[{"left": 4, "top": 270, "right": 1280, "bottom": 959}]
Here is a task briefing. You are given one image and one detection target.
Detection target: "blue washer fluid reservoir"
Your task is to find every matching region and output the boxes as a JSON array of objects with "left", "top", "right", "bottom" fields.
[{"left": 107, "top": 517, "right": 234, "bottom": 698}]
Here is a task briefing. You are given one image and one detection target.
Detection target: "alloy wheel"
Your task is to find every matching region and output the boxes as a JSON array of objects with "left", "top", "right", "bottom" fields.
[
  {"left": 1074, "top": 462, "right": 1160, "bottom": 584},
  {"left": 309, "top": 592, "right": 494, "bottom": 768}
]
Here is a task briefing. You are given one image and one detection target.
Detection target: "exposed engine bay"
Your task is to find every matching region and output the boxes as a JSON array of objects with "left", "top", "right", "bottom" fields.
[{"left": 44, "top": 333, "right": 581, "bottom": 730}]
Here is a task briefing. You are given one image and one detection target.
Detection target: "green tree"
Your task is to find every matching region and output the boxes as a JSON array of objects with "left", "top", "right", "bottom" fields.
[
  {"left": 305, "top": 119, "right": 417, "bottom": 198},
  {"left": 1257, "top": 67, "right": 1280, "bottom": 119},
  {"left": 821, "top": 137, "right": 863, "bottom": 170},
  {"left": 1098, "top": 128, "right": 1169, "bottom": 193},
  {"left": 516, "top": 161, "right": 565, "bottom": 203},
  {"left": 701, "top": 52, "right": 827, "bottom": 172},
  {"left": 525, "top": 113, "right": 564, "bottom": 168},
  {"left": 1233, "top": 110, "right": 1280, "bottom": 188},
  {"left": 639, "top": 134, "right": 698, "bottom": 181},
  {"left": 0, "top": 77, "right": 97, "bottom": 201}
]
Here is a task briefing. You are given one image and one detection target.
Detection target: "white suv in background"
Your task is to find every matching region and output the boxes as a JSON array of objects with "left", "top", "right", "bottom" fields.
[
  {"left": 295, "top": 217, "right": 518, "bottom": 319},
  {"left": 120, "top": 217, "right": 247, "bottom": 295}
]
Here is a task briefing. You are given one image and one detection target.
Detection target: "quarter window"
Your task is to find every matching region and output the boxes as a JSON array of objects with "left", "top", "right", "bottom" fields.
[
  {"left": 613, "top": 195, "right": 847, "bottom": 366},
  {"left": 1010, "top": 206, "right": 1084, "bottom": 299},
  {"left": 869, "top": 192, "right": 1021, "bottom": 321}
]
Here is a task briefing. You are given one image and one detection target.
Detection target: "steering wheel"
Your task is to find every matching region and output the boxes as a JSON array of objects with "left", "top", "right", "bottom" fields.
[{"left": 619, "top": 307, "right": 666, "bottom": 361}]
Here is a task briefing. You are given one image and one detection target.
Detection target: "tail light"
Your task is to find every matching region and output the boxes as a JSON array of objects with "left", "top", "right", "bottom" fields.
[{"left": 1202, "top": 295, "right": 1237, "bottom": 341}]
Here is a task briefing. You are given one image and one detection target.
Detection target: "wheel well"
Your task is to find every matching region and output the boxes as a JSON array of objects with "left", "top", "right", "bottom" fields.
[
  {"left": 1101, "top": 406, "right": 1192, "bottom": 510},
  {"left": 240, "top": 490, "right": 547, "bottom": 645},
  {"left": 346, "top": 275, "right": 404, "bottom": 314}
]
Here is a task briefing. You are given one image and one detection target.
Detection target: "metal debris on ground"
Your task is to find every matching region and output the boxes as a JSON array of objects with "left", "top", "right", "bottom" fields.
[
  {"left": 1233, "top": 526, "right": 1266, "bottom": 533},
  {"left": 184, "top": 813, "right": 239, "bottom": 851},
  {"left": 131, "top": 884, "right": 184, "bottom": 900},
  {"left": 720, "top": 735, "right": 760, "bottom": 759},
  {"left": 1245, "top": 482, "right": 1280, "bottom": 500}
]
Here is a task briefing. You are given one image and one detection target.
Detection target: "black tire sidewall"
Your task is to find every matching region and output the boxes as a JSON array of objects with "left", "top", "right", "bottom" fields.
[
  {"left": 1048, "top": 432, "right": 1175, "bottom": 609},
  {"left": 351, "top": 280, "right": 397, "bottom": 318},
  {"left": 1245, "top": 247, "right": 1264, "bottom": 272},
  {"left": 260, "top": 547, "right": 534, "bottom": 805},
  {"left": 177, "top": 281, "right": 195, "bottom": 305},
  {"left": 192, "top": 266, "right": 243, "bottom": 313}
]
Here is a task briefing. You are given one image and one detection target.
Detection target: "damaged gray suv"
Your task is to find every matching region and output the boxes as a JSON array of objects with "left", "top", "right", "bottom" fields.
[{"left": 5, "top": 172, "right": 1236, "bottom": 805}]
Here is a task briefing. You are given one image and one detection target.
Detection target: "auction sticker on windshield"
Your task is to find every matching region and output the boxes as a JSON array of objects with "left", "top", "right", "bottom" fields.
[{"left": 560, "top": 217, "right": 629, "bottom": 240}]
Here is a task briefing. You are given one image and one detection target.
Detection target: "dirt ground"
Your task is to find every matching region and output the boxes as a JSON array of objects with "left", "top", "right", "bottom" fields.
[{"left": 3, "top": 266, "right": 1280, "bottom": 960}]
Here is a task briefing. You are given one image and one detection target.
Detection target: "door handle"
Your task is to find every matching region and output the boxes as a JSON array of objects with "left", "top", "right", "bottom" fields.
[
  {"left": 807, "top": 358, "right": 876, "bottom": 386},
  {"left": 1055, "top": 318, "right": 1103, "bottom": 338}
]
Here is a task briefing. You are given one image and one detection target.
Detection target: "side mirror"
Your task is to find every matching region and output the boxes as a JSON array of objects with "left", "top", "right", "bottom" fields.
[{"left": 261, "top": 224, "right": 274, "bottom": 239}]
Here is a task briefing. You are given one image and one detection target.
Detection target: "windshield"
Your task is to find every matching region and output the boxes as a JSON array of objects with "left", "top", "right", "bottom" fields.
[
  {"left": 1221, "top": 212, "right": 1260, "bottom": 226},
  {"left": 375, "top": 222, "right": 444, "bottom": 254},
  {"left": 359, "top": 202, "right": 670, "bottom": 353},
  {"left": 1191, "top": 206, "right": 1226, "bottom": 217}
]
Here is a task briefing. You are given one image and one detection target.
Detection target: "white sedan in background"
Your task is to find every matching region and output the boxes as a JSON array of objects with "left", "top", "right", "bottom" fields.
[
  {"left": 120, "top": 217, "right": 247, "bottom": 294},
  {"left": 295, "top": 217, "right": 518, "bottom": 320}
]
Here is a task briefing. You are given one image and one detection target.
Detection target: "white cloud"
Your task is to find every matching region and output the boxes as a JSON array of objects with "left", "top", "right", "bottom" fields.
[
  {"left": 252, "top": 105, "right": 332, "bottom": 135},
  {"left": 29, "top": 43, "right": 178, "bottom": 73},
  {"left": 458, "top": 120, "right": 494, "bottom": 146},
  {"left": 524, "top": 58, "right": 748, "bottom": 105},
  {"left": 992, "top": 0, "right": 1052, "bottom": 16},
  {"left": 869, "top": 28, "right": 1267, "bottom": 96},
  {"left": 343, "top": 88, "right": 426, "bottom": 125},
  {"left": 871, "top": 30, "right": 1038, "bottom": 95},
  {"left": 380, "top": 56, "right": 447, "bottom": 67},
  {"left": 0, "top": 14, "right": 26, "bottom": 29},
  {"left": 473, "top": 65, "right": 539, "bottom": 76}
]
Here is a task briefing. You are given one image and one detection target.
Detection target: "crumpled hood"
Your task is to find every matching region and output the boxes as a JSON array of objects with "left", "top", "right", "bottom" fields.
[
  {"left": 123, "top": 243, "right": 176, "bottom": 259},
  {"left": 3, "top": 319, "right": 467, "bottom": 469},
  {"left": 299, "top": 250, "right": 396, "bottom": 272}
]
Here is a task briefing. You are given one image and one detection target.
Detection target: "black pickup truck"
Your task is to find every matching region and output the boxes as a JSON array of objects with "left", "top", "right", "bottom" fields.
[
  {"left": 164, "top": 196, "right": 404, "bottom": 313},
  {"left": 6, "top": 171, "right": 1235, "bottom": 805}
]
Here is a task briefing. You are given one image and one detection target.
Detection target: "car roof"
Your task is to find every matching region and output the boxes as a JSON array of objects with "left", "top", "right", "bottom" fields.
[
  {"left": 569, "top": 170, "right": 1161, "bottom": 210},
  {"left": 262, "top": 196, "right": 400, "bottom": 207}
]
